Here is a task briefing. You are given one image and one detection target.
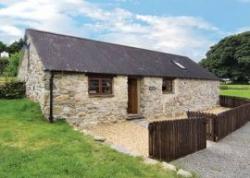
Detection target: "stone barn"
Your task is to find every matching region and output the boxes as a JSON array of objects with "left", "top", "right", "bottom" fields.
[{"left": 18, "top": 29, "right": 219, "bottom": 126}]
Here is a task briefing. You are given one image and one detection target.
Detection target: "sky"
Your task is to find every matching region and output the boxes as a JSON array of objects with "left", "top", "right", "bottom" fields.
[{"left": 0, "top": 0, "right": 249, "bottom": 61}]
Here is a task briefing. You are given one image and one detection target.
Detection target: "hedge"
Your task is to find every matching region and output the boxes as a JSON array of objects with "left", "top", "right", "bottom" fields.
[
  {"left": 0, "top": 81, "right": 25, "bottom": 99},
  {"left": 0, "top": 58, "right": 9, "bottom": 75}
]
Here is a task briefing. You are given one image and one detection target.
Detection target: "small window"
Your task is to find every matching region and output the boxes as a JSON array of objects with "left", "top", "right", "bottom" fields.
[
  {"left": 88, "top": 76, "right": 113, "bottom": 95},
  {"left": 162, "top": 78, "right": 174, "bottom": 93}
]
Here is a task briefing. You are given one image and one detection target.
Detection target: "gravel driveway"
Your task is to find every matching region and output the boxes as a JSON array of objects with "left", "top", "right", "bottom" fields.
[{"left": 173, "top": 122, "right": 250, "bottom": 178}]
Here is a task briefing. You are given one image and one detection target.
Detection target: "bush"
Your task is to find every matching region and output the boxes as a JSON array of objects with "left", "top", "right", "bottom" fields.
[
  {"left": 4, "top": 52, "right": 23, "bottom": 77},
  {"left": 0, "top": 58, "right": 9, "bottom": 75},
  {"left": 0, "top": 81, "right": 25, "bottom": 99}
]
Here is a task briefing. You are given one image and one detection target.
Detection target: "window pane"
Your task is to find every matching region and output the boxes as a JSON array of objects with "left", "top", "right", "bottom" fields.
[
  {"left": 101, "top": 79, "right": 112, "bottom": 94},
  {"left": 89, "top": 79, "right": 99, "bottom": 94},
  {"left": 88, "top": 77, "right": 113, "bottom": 95},
  {"left": 162, "top": 79, "right": 174, "bottom": 93}
]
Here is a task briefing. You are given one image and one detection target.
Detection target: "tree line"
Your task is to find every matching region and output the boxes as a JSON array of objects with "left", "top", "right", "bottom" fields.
[{"left": 0, "top": 39, "right": 24, "bottom": 54}]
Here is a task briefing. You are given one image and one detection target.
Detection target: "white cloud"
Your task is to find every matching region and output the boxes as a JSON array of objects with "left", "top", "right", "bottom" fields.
[
  {"left": 0, "top": 0, "right": 222, "bottom": 61},
  {"left": 87, "top": 13, "right": 221, "bottom": 60},
  {"left": 0, "top": 25, "right": 22, "bottom": 36},
  {"left": 236, "top": 26, "right": 250, "bottom": 33}
]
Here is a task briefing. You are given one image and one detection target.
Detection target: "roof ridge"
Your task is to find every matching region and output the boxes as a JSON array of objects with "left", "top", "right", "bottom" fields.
[{"left": 26, "top": 28, "right": 189, "bottom": 59}]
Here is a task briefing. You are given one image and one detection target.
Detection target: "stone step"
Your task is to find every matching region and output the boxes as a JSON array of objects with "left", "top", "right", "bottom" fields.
[{"left": 127, "top": 114, "right": 145, "bottom": 120}]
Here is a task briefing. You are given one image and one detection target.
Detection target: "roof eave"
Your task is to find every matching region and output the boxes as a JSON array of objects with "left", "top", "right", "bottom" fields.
[{"left": 43, "top": 69, "right": 220, "bottom": 81}]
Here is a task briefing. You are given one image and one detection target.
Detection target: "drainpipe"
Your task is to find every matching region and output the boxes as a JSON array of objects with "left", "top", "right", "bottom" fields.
[{"left": 49, "top": 72, "right": 54, "bottom": 123}]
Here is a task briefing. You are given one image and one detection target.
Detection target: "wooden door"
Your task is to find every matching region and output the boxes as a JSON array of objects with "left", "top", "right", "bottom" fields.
[{"left": 128, "top": 78, "right": 138, "bottom": 114}]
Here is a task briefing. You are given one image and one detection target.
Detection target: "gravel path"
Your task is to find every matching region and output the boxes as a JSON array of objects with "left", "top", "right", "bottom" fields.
[
  {"left": 173, "top": 122, "right": 250, "bottom": 178},
  {"left": 87, "top": 121, "right": 149, "bottom": 157}
]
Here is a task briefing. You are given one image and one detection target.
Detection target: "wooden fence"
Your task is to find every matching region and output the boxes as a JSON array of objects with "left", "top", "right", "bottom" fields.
[
  {"left": 148, "top": 118, "right": 206, "bottom": 162},
  {"left": 215, "top": 103, "right": 250, "bottom": 140},
  {"left": 188, "top": 103, "right": 250, "bottom": 141},
  {"left": 220, "top": 95, "right": 250, "bottom": 108}
]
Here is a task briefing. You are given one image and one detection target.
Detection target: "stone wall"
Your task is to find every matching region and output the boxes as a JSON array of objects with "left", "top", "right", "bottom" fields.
[
  {"left": 139, "top": 77, "right": 219, "bottom": 119},
  {"left": 51, "top": 75, "right": 219, "bottom": 123},
  {"left": 139, "top": 77, "right": 163, "bottom": 118},
  {"left": 17, "top": 35, "right": 50, "bottom": 117},
  {"left": 52, "top": 73, "right": 128, "bottom": 127}
]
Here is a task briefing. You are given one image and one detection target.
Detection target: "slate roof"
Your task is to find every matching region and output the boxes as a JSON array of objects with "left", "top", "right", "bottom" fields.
[{"left": 26, "top": 29, "right": 219, "bottom": 80}]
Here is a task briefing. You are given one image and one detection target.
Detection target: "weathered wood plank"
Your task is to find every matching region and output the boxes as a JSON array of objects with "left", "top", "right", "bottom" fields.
[{"left": 148, "top": 118, "right": 206, "bottom": 162}]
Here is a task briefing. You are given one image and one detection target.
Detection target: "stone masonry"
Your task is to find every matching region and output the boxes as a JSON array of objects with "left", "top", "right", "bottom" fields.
[
  {"left": 52, "top": 73, "right": 128, "bottom": 126},
  {"left": 139, "top": 77, "right": 219, "bottom": 119}
]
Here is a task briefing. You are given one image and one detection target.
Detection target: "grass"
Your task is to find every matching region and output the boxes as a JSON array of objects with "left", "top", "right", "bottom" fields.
[
  {"left": 220, "top": 84, "right": 250, "bottom": 99},
  {"left": 0, "top": 99, "right": 178, "bottom": 178}
]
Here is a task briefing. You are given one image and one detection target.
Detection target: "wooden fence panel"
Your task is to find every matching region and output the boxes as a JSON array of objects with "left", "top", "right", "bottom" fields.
[
  {"left": 220, "top": 95, "right": 250, "bottom": 108},
  {"left": 215, "top": 103, "right": 250, "bottom": 140},
  {"left": 188, "top": 103, "right": 250, "bottom": 142},
  {"left": 148, "top": 118, "right": 206, "bottom": 162}
]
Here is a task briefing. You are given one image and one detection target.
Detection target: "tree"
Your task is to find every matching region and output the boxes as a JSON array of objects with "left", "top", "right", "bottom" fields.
[
  {"left": 0, "top": 41, "right": 6, "bottom": 53},
  {"left": 7, "top": 39, "right": 25, "bottom": 54},
  {"left": 200, "top": 31, "right": 250, "bottom": 83}
]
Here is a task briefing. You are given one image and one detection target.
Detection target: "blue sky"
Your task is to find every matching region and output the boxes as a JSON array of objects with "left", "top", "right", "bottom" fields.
[
  {"left": 108, "top": 0, "right": 249, "bottom": 30},
  {"left": 0, "top": 0, "right": 249, "bottom": 61}
]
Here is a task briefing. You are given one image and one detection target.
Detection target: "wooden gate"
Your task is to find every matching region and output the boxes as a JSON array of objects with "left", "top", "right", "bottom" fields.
[{"left": 187, "top": 111, "right": 217, "bottom": 141}]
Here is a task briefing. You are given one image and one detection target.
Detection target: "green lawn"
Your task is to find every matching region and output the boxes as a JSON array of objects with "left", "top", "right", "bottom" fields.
[
  {"left": 220, "top": 84, "right": 250, "bottom": 99},
  {"left": 0, "top": 99, "right": 178, "bottom": 178}
]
